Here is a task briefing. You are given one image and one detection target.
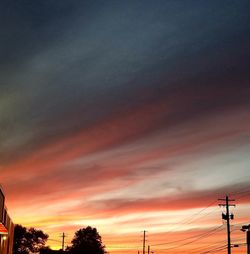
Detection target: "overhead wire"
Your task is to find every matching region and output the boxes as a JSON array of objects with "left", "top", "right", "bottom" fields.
[
  {"left": 199, "top": 245, "right": 228, "bottom": 254},
  {"left": 151, "top": 224, "right": 224, "bottom": 247},
  {"left": 103, "top": 199, "right": 221, "bottom": 252},
  {"left": 152, "top": 225, "right": 224, "bottom": 250},
  {"left": 153, "top": 199, "right": 218, "bottom": 237},
  {"left": 186, "top": 238, "right": 229, "bottom": 253},
  {"left": 46, "top": 190, "right": 249, "bottom": 253}
]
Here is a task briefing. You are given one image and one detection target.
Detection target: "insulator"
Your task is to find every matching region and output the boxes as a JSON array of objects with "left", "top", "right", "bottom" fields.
[{"left": 222, "top": 213, "right": 227, "bottom": 220}]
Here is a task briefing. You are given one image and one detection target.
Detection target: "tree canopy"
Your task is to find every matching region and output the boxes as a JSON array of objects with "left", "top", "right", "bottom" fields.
[
  {"left": 39, "top": 246, "right": 64, "bottom": 254},
  {"left": 13, "top": 224, "right": 48, "bottom": 254},
  {"left": 69, "top": 226, "right": 106, "bottom": 254},
  {"left": 13, "top": 224, "right": 106, "bottom": 254}
]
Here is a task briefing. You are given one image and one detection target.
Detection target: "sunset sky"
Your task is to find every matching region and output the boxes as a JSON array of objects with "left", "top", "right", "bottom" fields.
[{"left": 1, "top": 1, "right": 250, "bottom": 253}]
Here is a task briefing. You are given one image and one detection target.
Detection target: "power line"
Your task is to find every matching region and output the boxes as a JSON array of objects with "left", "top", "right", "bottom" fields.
[
  {"left": 152, "top": 225, "right": 224, "bottom": 250},
  {"left": 105, "top": 198, "right": 222, "bottom": 252},
  {"left": 191, "top": 236, "right": 245, "bottom": 254},
  {"left": 162, "top": 200, "right": 218, "bottom": 234},
  {"left": 187, "top": 238, "right": 229, "bottom": 253},
  {"left": 199, "top": 245, "right": 228, "bottom": 254},
  {"left": 177, "top": 200, "right": 218, "bottom": 226},
  {"left": 182, "top": 206, "right": 220, "bottom": 226},
  {"left": 107, "top": 245, "right": 140, "bottom": 249},
  {"left": 151, "top": 225, "right": 224, "bottom": 247},
  {"left": 47, "top": 239, "right": 61, "bottom": 243},
  {"left": 199, "top": 241, "right": 246, "bottom": 254}
]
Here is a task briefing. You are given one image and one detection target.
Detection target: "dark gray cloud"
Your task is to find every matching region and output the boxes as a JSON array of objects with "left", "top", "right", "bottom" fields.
[{"left": 1, "top": 0, "right": 250, "bottom": 163}]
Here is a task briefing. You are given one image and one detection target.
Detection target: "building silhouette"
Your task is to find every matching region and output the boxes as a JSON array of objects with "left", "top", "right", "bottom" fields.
[{"left": 0, "top": 186, "right": 14, "bottom": 254}]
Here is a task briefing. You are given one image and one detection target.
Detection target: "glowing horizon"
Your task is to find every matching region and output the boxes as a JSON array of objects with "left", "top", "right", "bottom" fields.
[{"left": 1, "top": 1, "right": 250, "bottom": 254}]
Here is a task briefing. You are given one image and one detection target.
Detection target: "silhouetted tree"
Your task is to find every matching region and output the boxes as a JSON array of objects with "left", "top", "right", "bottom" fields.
[
  {"left": 39, "top": 246, "right": 53, "bottom": 254},
  {"left": 69, "top": 226, "right": 106, "bottom": 254},
  {"left": 40, "top": 247, "right": 65, "bottom": 254},
  {"left": 13, "top": 224, "right": 48, "bottom": 254}
]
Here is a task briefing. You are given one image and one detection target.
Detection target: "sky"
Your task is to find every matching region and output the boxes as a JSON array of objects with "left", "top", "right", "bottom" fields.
[{"left": 1, "top": 0, "right": 250, "bottom": 253}]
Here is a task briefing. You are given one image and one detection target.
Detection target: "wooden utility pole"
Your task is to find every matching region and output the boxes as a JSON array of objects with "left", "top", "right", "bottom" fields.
[
  {"left": 219, "top": 195, "right": 235, "bottom": 254},
  {"left": 142, "top": 231, "right": 146, "bottom": 254},
  {"left": 61, "top": 232, "right": 66, "bottom": 251}
]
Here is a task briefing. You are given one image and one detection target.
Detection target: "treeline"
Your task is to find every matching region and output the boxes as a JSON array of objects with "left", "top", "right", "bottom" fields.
[{"left": 13, "top": 224, "right": 106, "bottom": 254}]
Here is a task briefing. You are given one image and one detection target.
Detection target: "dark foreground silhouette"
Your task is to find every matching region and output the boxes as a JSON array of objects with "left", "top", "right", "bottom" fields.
[{"left": 14, "top": 224, "right": 106, "bottom": 254}]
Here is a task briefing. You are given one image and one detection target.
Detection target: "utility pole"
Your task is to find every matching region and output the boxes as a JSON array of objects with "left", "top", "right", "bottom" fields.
[
  {"left": 142, "top": 231, "right": 147, "bottom": 254},
  {"left": 241, "top": 224, "right": 250, "bottom": 254},
  {"left": 61, "top": 232, "right": 66, "bottom": 251},
  {"left": 147, "top": 245, "right": 150, "bottom": 254},
  {"left": 247, "top": 230, "right": 250, "bottom": 254},
  {"left": 218, "top": 195, "right": 235, "bottom": 254}
]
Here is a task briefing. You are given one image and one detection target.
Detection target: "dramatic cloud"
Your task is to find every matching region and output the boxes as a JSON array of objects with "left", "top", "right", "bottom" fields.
[{"left": 1, "top": 1, "right": 250, "bottom": 253}]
